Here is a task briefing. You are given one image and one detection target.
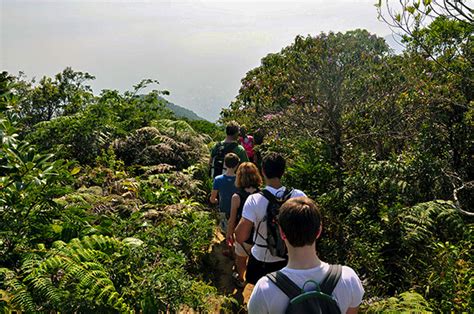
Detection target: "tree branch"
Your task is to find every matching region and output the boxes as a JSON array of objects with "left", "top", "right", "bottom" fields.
[{"left": 452, "top": 181, "right": 474, "bottom": 217}]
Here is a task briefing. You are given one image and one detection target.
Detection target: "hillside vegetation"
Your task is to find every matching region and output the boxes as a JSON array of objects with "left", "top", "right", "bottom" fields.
[{"left": 1, "top": 5, "right": 473, "bottom": 313}]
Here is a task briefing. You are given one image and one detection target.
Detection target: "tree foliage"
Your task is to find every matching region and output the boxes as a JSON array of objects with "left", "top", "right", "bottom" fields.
[
  {"left": 222, "top": 30, "right": 391, "bottom": 177},
  {"left": 222, "top": 23, "right": 473, "bottom": 311}
]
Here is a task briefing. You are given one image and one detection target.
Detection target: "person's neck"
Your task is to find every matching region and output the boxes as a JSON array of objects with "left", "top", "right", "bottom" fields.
[
  {"left": 286, "top": 244, "right": 321, "bottom": 270},
  {"left": 225, "top": 169, "right": 236, "bottom": 176},
  {"left": 265, "top": 178, "right": 282, "bottom": 189},
  {"left": 224, "top": 136, "right": 236, "bottom": 143},
  {"left": 244, "top": 186, "right": 257, "bottom": 193}
]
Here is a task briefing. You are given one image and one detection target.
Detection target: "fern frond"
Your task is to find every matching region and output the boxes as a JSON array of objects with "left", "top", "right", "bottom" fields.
[
  {"left": 151, "top": 119, "right": 197, "bottom": 135},
  {"left": 400, "top": 200, "right": 465, "bottom": 249},
  {"left": 364, "top": 290, "right": 432, "bottom": 312},
  {"left": 16, "top": 235, "right": 130, "bottom": 312},
  {"left": 29, "top": 276, "right": 60, "bottom": 305},
  {"left": 0, "top": 268, "right": 36, "bottom": 313}
]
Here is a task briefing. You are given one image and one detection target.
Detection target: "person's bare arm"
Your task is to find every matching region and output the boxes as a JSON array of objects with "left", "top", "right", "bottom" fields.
[
  {"left": 209, "top": 190, "right": 218, "bottom": 204},
  {"left": 346, "top": 307, "right": 359, "bottom": 314},
  {"left": 235, "top": 217, "right": 253, "bottom": 244},
  {"left": 226, "top": 194, "right": 241, "bottom": 243}
]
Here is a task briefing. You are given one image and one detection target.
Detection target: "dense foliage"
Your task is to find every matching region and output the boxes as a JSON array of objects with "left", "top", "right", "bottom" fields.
[
  {"left": 0, "top": 72, "right": 225, "bottom": 312},
  {"left": 222, "top": 18, "right": 472, "bottom": 312}
]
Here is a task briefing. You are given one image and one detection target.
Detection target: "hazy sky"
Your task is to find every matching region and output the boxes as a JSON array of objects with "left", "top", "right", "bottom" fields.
[{"left": 1, "top": 0, "right": 398, "bottom": 121}]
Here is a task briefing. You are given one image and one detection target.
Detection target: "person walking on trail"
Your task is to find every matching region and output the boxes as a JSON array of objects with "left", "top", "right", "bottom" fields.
[
  {"left": 239, "top": 126, "right": 256, "bottom": 163},
  {"left": 248, "top": 197, "right": 364, "bottom": 314},
  {"left": 235, "top": 152, "right": 306, "bottom": 285},
  {"left": 209, "top": 121, "right": 249, "bottom": 178},
  {"left": 226, "top": 162, "right": 263, "bottom": 288},
  {"left": 210, "top": 153, "right": 240, "bottom": 256}
]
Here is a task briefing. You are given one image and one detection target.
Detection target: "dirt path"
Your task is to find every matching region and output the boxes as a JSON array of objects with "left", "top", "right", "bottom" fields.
[{"left": 208, "top": 230, "right": 254, "bottom": 313}]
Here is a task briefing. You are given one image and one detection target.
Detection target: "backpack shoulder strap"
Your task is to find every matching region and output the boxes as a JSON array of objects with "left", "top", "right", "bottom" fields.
[
  {"left": 282, "top": 187, "right": 294, "bottom": 200},
  {"left": 212, "top": 141, "right": 223, "bottom": 156},
  {"left": 260, "top": 189, "right": 277, "bottom": 203},
  {"left": 320, "top": 264, "right": 342, "bottom": 295},
  {"left": 266, "top": 271, "right": 301, "bottom": 300},
  {"left": 261, "top": 188, "right": 294, "bottom": 202}
]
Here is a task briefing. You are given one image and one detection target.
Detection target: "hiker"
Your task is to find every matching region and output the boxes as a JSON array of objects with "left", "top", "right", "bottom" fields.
[
  {"left": 252, "top": 128, "right": 265, "bottom": 171},
  {"left": 226, "top": 162, "right": 263, "bottom": 288},
  {"left": 239, "top": 126, "right": 256, "bottom": 163},
  {"left": 248, "top": 197, "right": 364, "bottom": 313},
  {"left": 209, "top": 121, "right": 249, "bottom": 178},
  {"left": 235, "top": 152, "right": 306, "bottom": 285},
  {"left": 210, "top": 153, "right": 240, "bottom": 255}
]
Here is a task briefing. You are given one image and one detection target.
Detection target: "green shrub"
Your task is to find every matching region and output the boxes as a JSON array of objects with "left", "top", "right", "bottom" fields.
[{"left": 363, "top": 291, "right": 432, "bottom": 313}]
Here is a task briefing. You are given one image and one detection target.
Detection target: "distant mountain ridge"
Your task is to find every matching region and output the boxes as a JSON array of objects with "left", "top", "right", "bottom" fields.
[
  {"left": 156, "top": 96, "right": 205, "bottom": 121},
  {"left": 165, "top": 101, "right": 204, "bottom": 121}
]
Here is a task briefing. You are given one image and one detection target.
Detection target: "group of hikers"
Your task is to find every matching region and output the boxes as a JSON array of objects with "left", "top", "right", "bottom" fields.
[{"left": 209, "top": 121, "right": 364, "bottom": 313}]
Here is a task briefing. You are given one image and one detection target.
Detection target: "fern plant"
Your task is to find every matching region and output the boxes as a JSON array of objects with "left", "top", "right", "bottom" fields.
[
  {"left": 399, "top": 200, "right": 466, "bottom": 250},
  {"left": 0, "top": 116, "right": 74, "bottom": 266},
  {"left": 1, "top": 235, "right": 131, "bottom": 312},
  {"left": 364, "top": 291, "right": 432, "bottom": 313},
  {"left": 0, "top": 267, "right": 36, "bottom": 313}
]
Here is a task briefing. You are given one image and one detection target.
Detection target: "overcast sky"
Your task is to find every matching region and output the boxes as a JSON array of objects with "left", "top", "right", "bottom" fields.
[{"left": 1, "top": 0, "right": 399, "bottom": 121}]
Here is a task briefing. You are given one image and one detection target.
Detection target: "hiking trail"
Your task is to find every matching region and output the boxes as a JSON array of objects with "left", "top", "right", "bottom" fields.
[{"left": 208, "top": 228, "right": 254, "bottom": 313}]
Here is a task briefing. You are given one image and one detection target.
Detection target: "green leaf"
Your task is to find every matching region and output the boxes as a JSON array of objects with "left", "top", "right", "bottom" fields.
[
  {"left": 51, "top": 224, "right": 63, "bottom": 234},
  {"left": 70, "top": 166, "right": 81, "bottom": 175},
  {"left": 123, "top": 237, "right": 144, "bottom": 247},
  {"left": 406, "top": 6, "right": 416, "bottom": 14}
]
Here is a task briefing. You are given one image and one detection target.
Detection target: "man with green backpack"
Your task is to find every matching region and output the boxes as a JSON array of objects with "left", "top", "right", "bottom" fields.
[
  {"left": 209, "top": 121, "right": 248, "bottom": 178},
  {"left": 247, "top": 196, "right": 364, "bottom": 313}
]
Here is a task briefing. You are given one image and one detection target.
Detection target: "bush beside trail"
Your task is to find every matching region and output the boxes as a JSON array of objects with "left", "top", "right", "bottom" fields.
[{"left": 0, "top": 81, "right": 227, "bottom": 311}]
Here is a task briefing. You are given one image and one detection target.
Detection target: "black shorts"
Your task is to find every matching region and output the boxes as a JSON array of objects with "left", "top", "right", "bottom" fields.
[{"left": 245, "top": 253, "right": 287, "bottom": 285}]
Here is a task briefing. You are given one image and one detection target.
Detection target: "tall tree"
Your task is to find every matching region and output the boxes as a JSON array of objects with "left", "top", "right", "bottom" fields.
[
  {"left": 222, "top": 30, "right": 390, "bottom": 180},
  {"left": 14, "top": 68, "right": 95, "bottom": 131}
]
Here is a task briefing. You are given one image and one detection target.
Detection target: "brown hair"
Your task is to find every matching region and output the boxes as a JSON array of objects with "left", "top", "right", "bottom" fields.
[
  {"left": 224, "top": 152, "right": 240, "bottom": 169},
  {"left": 226, "top": 121, "right": 240, "bottom": 137},
  {"left": 235, "top": 162, "right": 263, "bottom": 188},
  {"left": 277, "top": 197, "right": 321, "bottom": 247}
]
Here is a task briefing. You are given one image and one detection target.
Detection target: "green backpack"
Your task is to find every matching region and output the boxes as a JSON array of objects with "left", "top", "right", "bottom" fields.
[
  {"left": 209, "top": 141, "right": 238, "bottom": 178},
  {"left": 266, "top": 264, "right": 342, "bottom": 314}
]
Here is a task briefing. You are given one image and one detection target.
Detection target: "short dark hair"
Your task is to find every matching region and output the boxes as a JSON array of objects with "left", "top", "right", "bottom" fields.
[
  {"left": 226, "top": 121, "right": 240, "bottom": 137},
  {"left": 224, "top": 152, "right": 240, "bottom": 169},
  {"left": 277, "top": 197, "right": 321, "bottom": 247},
  {"left": 262, "top": 152, "right": 286, "bottom": 179}
]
